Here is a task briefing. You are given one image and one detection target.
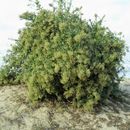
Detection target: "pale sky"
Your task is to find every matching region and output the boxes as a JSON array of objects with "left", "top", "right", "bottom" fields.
[{"left": 0, "top": 0, "right": 130, "bottom": 65}]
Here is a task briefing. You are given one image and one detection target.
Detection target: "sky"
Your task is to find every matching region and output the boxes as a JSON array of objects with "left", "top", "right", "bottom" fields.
[{"left": 0, "top": 0, "right": 130, "bottom": 72}]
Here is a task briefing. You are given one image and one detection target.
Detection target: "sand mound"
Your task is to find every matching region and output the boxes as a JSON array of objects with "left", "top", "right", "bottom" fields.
[{"left": 0, "top": 80, "right": 130, "bottom": 130}]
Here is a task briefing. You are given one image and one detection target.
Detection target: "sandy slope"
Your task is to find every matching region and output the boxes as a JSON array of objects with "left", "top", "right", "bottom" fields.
[{"left": 0, "top": 80, "right": 130, "bottom": 130}]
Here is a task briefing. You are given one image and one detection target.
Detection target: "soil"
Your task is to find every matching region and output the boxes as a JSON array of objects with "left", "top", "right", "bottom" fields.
[{"left": 0, "top": 79, "right": 130, "bottom": 130}]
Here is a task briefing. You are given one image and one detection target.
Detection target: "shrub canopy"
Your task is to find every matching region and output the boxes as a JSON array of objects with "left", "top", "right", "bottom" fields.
[{"left": 0, "top": 0, "right": 126, "bottom": 110}]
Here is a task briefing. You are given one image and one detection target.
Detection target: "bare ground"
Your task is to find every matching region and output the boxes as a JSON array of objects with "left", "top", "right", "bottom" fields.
[{"left": 0, "top": 79, "right": 130, "bottom": 130}]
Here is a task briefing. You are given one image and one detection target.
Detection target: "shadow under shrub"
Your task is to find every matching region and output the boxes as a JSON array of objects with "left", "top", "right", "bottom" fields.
[{"left": 0, "top": 0, "right": 126, "bottom": 111}]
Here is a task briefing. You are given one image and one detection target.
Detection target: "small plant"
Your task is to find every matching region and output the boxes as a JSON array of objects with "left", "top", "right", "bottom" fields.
[{"left": 0, "top": 0, "right": 126, "bottom": 111}]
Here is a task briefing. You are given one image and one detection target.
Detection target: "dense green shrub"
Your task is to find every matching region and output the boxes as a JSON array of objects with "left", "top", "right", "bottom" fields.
[{"left": 0, "top": 0, "right": 126, "bottom": 110}]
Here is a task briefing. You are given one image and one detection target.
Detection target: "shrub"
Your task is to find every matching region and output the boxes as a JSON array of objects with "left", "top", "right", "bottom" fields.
[{"left": 0, "top": 0, "right": 126, "bottom": 110}]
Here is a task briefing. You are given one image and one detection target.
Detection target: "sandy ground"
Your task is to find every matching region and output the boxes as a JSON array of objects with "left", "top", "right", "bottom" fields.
[{"left": 0, "top": 79, "right": 130, "bottom": 130}]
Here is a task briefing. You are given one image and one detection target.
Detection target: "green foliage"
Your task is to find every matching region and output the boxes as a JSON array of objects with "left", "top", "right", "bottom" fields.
[{"left": 0, "top": 0, "right": 126, "bottom": 111}]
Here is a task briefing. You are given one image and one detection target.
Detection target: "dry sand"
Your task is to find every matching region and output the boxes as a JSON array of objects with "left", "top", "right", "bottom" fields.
[{"left": 0, "top": 79, "right": 130, "bottom": 130}]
